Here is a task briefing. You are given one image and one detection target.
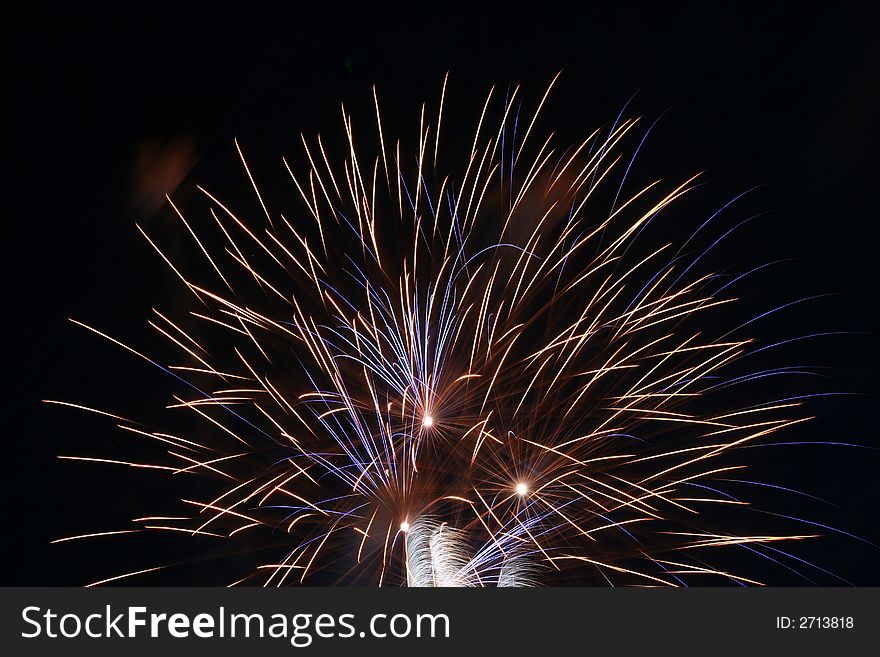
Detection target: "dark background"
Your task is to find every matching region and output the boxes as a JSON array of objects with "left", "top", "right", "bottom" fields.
[{"left": 7, "top": 3, "right": 879, "bottom": 585}]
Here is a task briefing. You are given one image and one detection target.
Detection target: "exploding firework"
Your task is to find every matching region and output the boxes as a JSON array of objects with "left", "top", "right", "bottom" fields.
[{"left": 48, "top": 75, "right": 854, "bottom": 587}]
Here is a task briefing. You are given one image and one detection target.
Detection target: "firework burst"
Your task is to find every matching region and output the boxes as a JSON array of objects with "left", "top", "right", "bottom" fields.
[{"left": 49, "top": 75, "right": 851, "bottom": 587}]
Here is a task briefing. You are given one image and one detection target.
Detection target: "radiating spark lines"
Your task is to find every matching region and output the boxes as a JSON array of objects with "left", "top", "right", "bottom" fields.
[{"left": 49, "top": 77, "right": 858, "bottom": 587}]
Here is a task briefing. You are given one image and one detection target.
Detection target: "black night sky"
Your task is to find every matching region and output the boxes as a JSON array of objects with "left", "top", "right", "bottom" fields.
[{"left": 7, "top": 3, "right": 879, "bottom": 585}]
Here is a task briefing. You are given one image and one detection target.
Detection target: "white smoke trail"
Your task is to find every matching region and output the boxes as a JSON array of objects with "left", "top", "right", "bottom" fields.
[
  {"left": 406, "top": 517, "right": 534, "bottom": 587},
  {"left": 498, "top": 551, "right": 539, "bottom": 587}
]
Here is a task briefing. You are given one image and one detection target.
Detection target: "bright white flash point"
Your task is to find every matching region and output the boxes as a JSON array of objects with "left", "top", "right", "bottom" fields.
[
  {"left": 515, "top": 482, "right": 529, "bottom": 496},
  {"left": 422, "top": 415, "right": 434, "bottom": 428},
  {"left": 400, "top": 521, "right": 411, "bottom": 533}
]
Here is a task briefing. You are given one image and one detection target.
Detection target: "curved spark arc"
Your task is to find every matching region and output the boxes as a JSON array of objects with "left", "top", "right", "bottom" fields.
[{"left": 50, "top": 77, "right": 857, "bottom": 587}]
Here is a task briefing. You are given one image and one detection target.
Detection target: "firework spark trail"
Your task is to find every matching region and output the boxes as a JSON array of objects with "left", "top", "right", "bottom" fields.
[{"left": 49, "top": 76, "right": 860, "bottom": 587}]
